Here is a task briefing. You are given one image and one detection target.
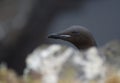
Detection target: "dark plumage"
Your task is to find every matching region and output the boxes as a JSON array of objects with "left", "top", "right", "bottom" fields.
[{"left": 48, "top": 25, "right": 97, "bottom": 50}]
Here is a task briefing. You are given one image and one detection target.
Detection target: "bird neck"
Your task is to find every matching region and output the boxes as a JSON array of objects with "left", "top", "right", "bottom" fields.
[
  {"left": 71, "top": 40, "right": 97, "bottom": 50},
  {"left": 75, "top": 44, "right": 95, "bottom": 50}
]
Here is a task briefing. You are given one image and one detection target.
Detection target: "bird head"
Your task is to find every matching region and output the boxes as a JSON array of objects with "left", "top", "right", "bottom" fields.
[{"left": 48, "top": 25, "right": 97, "bottom": 50}]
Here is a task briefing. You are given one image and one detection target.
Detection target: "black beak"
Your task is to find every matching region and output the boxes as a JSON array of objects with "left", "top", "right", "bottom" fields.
[
  {"left": 48, "top": 34, "right": 71, "bottom": 39},
  {"left": 48, "top": 34, "right": 61, "bottom": 39}
]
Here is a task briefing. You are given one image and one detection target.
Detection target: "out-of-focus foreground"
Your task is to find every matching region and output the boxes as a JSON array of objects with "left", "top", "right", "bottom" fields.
[{"left": 0, "top": 40, "right": 120, "bottom": 83}]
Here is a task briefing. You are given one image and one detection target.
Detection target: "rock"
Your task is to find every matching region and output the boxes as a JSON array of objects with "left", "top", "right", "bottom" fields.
[
  {"left": 25, "top": 44, "right": 75, "bottom": 83},
  {"left": 102, "top": 40, "right": 120, "bottom": 69},
  {"left": 25, "top": 44, "right": 106, "bottom": 83}
]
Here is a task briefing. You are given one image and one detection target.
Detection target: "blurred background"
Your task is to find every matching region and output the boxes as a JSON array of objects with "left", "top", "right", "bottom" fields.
[{"left": 0, "top": 0, "right": 120, "bottom": 75}]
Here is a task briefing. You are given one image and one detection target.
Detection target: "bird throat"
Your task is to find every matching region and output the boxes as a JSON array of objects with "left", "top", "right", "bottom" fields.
[{"left": 71, "top": 39, "right": 97, "bottom": 50}]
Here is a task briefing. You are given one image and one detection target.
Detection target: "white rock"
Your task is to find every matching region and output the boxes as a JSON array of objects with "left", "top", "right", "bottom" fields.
[
  {"left": 25, "top": 44, "right": 74, "bottom": 83},
  {"left": 25, "top": 45, "right": 106, "bottom": 83}
]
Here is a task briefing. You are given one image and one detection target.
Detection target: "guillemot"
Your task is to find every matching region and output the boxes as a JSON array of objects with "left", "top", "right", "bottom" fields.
[{"left": 48, "top": 26, "right": 106, "bottom": 83}]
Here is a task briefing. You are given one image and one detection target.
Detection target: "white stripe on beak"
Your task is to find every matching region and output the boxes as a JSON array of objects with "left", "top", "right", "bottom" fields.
[{"left": 60, "top": 35, "right": 71, "bottom": 38}]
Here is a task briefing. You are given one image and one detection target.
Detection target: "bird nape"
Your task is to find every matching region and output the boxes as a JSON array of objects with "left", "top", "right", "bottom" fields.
[{"left": 48, "top": 25, "right": 97, "bottom": 50}]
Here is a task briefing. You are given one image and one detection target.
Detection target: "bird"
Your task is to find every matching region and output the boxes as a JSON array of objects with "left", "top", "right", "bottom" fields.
[
  {"left": 48, "top": 25, "right": 106, "bottom": 83},
  {"left": 48, "top": 25, "right": 97, "bottom": 50}
]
